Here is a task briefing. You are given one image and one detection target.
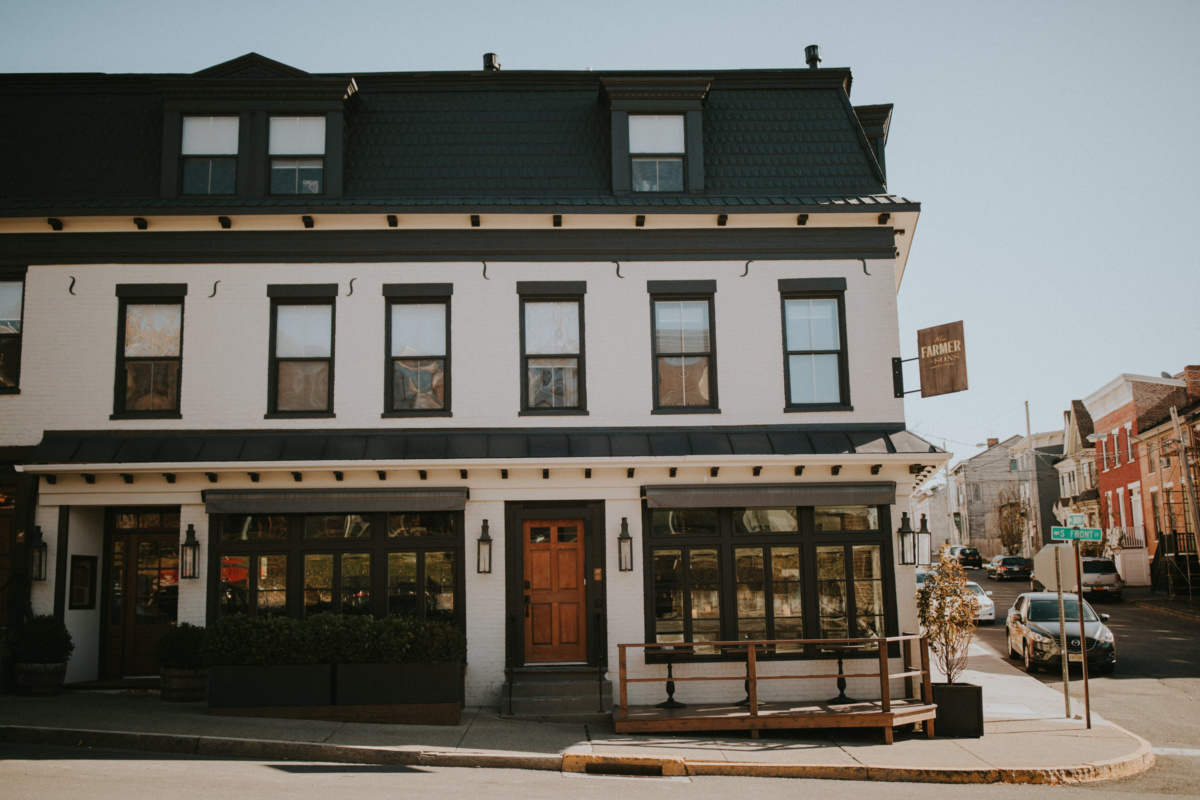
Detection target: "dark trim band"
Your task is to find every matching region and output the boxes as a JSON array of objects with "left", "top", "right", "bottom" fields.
[
  {"left": 203, "top": 487, "right": 468, "bottom": 514},
  {"left": 267, "top": 283, "right": 338, "bottom": 298},
  {"left": 382, "top": 282, "right": 453, "bottom": 297},
  {"left": 778, "top": 277, "right": 847, "bottom": 293},
  {"left": 642, "top": 481, "right": 896, "bottom": 509}
]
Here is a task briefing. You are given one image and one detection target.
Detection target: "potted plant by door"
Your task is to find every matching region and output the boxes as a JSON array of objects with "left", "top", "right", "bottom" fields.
[
  {"left": 916, "top": 548, "right": 983, "bottom": 737},
  {"left": 10, "top": 614, "right": 75, "bottom": 696},
  {"left": 158, "top": 622, "right": 208, "bottom": 702}
]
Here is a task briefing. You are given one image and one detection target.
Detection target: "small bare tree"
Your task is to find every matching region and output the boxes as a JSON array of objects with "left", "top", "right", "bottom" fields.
[
  {"left": 996, "top": 486, "right": 1028, "bottom": 556},
  {"left": 916, "top": 548, "right": 979, "bottom": 685}
]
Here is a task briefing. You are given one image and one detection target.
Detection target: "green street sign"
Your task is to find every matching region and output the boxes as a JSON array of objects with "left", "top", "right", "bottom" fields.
[
  {"left": 1051, "top": 526, "right": 1103, "bottom": 542},
  {"left": 1067, "top": 513, "right": 1087, "bottom": 528}
]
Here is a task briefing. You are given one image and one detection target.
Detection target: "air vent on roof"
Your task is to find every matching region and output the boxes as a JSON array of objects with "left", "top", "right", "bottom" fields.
[
  {"left": 483, "top": 53, "right": 501, "bottom": 71},
  {"left": 805, "top": 44, "right": 821, "bottom": 69}
]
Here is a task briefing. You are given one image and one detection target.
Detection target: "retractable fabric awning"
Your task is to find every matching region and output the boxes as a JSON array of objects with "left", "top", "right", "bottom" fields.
[
  {"left": 204, "top": 488, "right": 468, "bottom": 515},
  {"left": 642, "top": 482, "right": 896, "bottom": 509}
]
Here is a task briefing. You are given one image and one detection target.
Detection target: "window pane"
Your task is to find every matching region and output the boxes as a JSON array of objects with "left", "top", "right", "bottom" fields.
[
  {"left": 269, "top": 117, "right": 326, "bottom": 154},
  {"left": 271, "top": 159, "right": 324, "bottom": 194},
  {"left": 733, "top": 508, "right": 798, "bottom": 534},
  {"left": 387, "top": 552, "right": 418, "bottom": 615},
  {"left": 657, "top": 356, "right": 709, "bottom": 406},
  {"left": 853, "top": 545, "right": 884, "bottom": 646},
  {"left": 304, "top": 554, "right": 333, "bottom": 616},
  {"left": 814, "top": 506, "right": 879, "bottom": 531},
  {"left": 629, "top": 115, "right": 685, "bottom": 153},
  {"left": 528, "top": 357, "right": 579, "bottom": 408},
  {"left": 772, "top": 547, "right": 804, "bottom": 650},
  {"left": 182, "top": 116, "right": 239, "bottom": 155},
  {"left": 788, "top": 354, "right": 841, "bottom": 404},
  {"left": 124, "top": 360, "right": 179, "bottom": 411},
  {"left": 0, "top": 281, "right": 22, "bottom": 332},
  {"left": 218, "top": 515, "right": 289, "bottom": 542},
  {"left": 182, "top": 158, "right": 235, "bottom": 195},
  {"left": 690, "top": 549, "right": 721, "bottom": 652},
  {"left": 393, "top": 359, "right": 445, "bottom": 410},
  {"left": 304, "top": 514, "right": 373, "bottom": 539},
  {"left": 256, "top": 555, "right": 287, "bottom": 616},
  {"left": 632, "top": 157, "right": 683, "bottom": 192},
  {"left": 388, "top": 512, "right": 454, "bottom": 538},
  {"left": 785, "top": 298, "right": 839, "bottom": 350},
  {"left": 655, "top": 301, "right": 709, "bottom": 353},
  {"left": 341, "top": 553, "right": 371, "bottom": 615},
  {"left": 651, "top": 509, "right": 719, "bottom": 537},
  {"left": 391, "top": 303, "right": 446, "bottom": 357},
  {"left": 0, "top": 338, "right": 19, "bottom": 388},
  {"left": 652, "top": 549, "right": 684, "bottom": 644},
  {"left": 220, "top": 555, "right": 250, "bottom": 616},
  {"left": 276, "top": 362, "right": 329, "bottom": 411},
  {"left": 524, "top": 301, "right": 579, "bottom": 355},
  {"left": 425, "top": 551, "right": 455, "bottom": 620},
  {"left": 125, "top": 304, "right": 181, "bottom": 357},
  {"left": 735, "top": 547, "right": 766, "bottom": 642},
  {"left": 276, "top": 305, "right": 331, "bottom": 357}
]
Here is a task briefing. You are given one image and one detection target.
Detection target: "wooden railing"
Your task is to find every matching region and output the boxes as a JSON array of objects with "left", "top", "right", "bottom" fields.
[{"left": 615, "top": 634, "right": 932, "bottom": 721}]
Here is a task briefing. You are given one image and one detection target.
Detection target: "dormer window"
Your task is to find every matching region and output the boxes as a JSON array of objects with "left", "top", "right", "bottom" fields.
[
  {"left": 630, "top": 115, "right": 685, "bottom": 192},
  {"left": 181, "top": 116, "right": 238, "bottom": 195},
  {"left": 269, "top": 117, "right": 325, "bottom": 194}
]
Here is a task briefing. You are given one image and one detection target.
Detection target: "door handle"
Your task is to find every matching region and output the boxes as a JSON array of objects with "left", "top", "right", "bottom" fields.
[
  {"left": 524, "top": 595, "right": 531, "bottom": 618},
  {"left": 524, "top": 580, "right": 531, "bottom": 590}
]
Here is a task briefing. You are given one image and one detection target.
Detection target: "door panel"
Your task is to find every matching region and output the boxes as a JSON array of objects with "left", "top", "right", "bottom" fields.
[
  {"left": 102, "top": 509, "right": 180, "bottom": 678},
  {"left": 523, "top": 519, "right": 586, "bottom": 662}
]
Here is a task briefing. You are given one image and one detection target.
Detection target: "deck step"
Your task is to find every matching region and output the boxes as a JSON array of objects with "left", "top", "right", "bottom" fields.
[{"left": 505, "top": 667, "right": 613, "bottom": 717}]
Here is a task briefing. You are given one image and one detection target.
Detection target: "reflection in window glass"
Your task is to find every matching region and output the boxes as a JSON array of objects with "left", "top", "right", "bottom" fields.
[
  {"left": 852, "top": 545, "right": 884, "bottom": 645},
  {"left": 652, "top": 549, "right": 683, "bottom": 644},
  {"left": 387, "top": 512, "right": 454, "bottom": 538},
  {"left": 816, "top": 546, "right": 847, "bottom": 640},
  {"left": 257, "top": 555, "right": 287, "bottom": 615},
  {"left": 735, "top": 548, "right": 765, "bottom": 642},
  {"left": 814, "top": 506, "right": 879, "bottom": 532},
  {"left": 651, "top": 509, "right": 718, "bottom": 537},
  {"left": 391, "top": 302, "right": 447, "bottom": 411},
  {"left": 219, "top": 515, "right": 289, "bottom": 542},
  {"left": 772, "top": 547, "right": 804, "bottom": 650},
  {"left": 220, "top": 555, "right": 250, "bottom": 616},
  {"left": 424, "top": 551, "right": 455, "bottom": 620},
  {"left": 524, "top": 301, "right": 581, "bottom": 409},
  {"left": 654, "top": 300, "right": 712, "bottom": 406},
  {"left": 304, "top": 554, "right": 333, "bottom": 616},
  {"left": 387, "top": 552, "right": 418, "bottom": 615},
  {"left": 341, "top": 553, "right": 371, "bottom": 616},
  {"left": 305, "top": 514, "right": 372, "bottom": 539},
  {"left": 733, "top": 508, "right": 798, "bottom": 534},
  {"left": 690, "top": 549, "right": 721, "bottom": 653}
]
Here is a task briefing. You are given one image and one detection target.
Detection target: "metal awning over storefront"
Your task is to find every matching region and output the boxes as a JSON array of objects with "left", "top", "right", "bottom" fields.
[
  {"left": 642, "top": 482, "right": 896, "bottom": 509},
  {"left": 203, "top": 487, "right": 468, "bottom": 514}
]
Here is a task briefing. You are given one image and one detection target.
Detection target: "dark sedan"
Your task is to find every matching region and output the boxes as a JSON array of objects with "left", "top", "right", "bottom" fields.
[
  {"left": 1005, "top": 592, "right": 1115, "bottom": 673},
  {"left": 986, "top": 555, "right": 1031, "bottom": 581}
]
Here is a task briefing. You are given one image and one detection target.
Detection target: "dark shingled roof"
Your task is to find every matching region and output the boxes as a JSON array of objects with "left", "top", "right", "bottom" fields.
[
  {"left": 0, "top": 56, "right": 905, "bottom": 215},
  {"left": 24, "top": 425, "right": 944, "bottom": 467}
]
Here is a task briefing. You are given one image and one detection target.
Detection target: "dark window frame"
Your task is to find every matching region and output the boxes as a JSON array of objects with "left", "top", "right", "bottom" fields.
[
  {"left": 648, "top": 280, "right": 718, "bottom": 414},
  {"left": 641, "top": 503, "right": 896, "bottom": 664},
  {"left": 207, "top": 510, "right": 465, "bottom": 626},
  {"left": 0, "top": 266, "right": 26, "bottom": 394},
  {"left": 383, "top": 284, "right": 453, "bottom": 418},
  {"left": 68, "top": 555, "right": 98, "bottom": 611},
  {"left": 268, "top": 115, "right": 327, "bottom": 196},
  {"left": 628, "top": 114, "right": 687, "bottom": 194},
  {"left": 112, "top": 284, "right": 188, "bottom": 420},
  {"left": 266, "top": 284, "right": 337, "bottom": 418},
  {"left": 518, "top": 281, "right": 588, "bottom": 416},
  {"left": 179, "top": 115, "right": 240, "bottom": 197},
  {"left": 779, "top": 278, "right": 851, "bottom": 413},
  {"left": 602, "top": 77, "right": 709, "bottom": 197}
]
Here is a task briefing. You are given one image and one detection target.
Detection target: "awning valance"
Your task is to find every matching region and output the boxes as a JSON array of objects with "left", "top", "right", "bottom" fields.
[
  {"left": 642, "top": 482, "right": 896, "bottom": 509},
  {"left": 203, "top": 488, "right": 468, "bottom": 515}
]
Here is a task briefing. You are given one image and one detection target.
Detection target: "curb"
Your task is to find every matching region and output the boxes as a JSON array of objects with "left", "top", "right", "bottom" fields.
[
  {"left": 1128, "top": 599, "right": 1200, "bottom": 623},
  {"left": 0, "top": 722, "right": 1156, "bottom": 785}
]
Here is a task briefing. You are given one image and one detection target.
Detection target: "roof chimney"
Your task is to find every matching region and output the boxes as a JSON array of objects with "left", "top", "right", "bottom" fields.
[
  {"left": 986, "top": 438, "right": 999, "bottom": 448},
  {"left": 805, "top": 44, "right": 821, "bottom": 69},
  {"left": 483, "top": 53, "right": 501, "bottom": 71}
]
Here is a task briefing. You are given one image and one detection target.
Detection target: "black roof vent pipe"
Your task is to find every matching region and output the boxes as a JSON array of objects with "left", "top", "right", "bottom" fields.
[
  {"left": 805, "top": 44, "right": 821, "bottom": 69},
  {"left": 483, "top": 53, "right": 501, "bottom": 71}
]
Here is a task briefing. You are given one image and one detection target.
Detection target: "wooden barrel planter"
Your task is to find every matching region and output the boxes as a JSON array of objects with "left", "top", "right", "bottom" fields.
[{"left": 15, "top": 663, "right": 68, "bottom": 697}]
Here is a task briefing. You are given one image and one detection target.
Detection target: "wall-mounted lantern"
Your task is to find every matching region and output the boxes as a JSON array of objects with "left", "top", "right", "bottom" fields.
[
  {"left": 618, "top": 517, "right": 634, "bottom": 572},
  {"left": 29, "top": 525, "right": 48, "bottom": 582},
  {"left": 180, "top": 523, "right": 200, "bottom": 579},
  {"left": 897, "top": 512, "right": 917, "bottom": 566},
  {"left": 477, "top": 519, "right": 493, "bottom": 574},
  {"left": 917, "top": 514, "right": 932, "bottom": 567}
]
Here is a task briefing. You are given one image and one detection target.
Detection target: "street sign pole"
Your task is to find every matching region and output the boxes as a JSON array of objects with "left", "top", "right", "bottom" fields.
[
  {"left": 1055, "top": 547, "right": 1070, "bottom": 719},
  {"left": 1075, "top": 539, "right": 1091, "bottom": 729}
]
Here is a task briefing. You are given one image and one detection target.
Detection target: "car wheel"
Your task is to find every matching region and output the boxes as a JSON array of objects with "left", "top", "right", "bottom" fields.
[{"left": 1023, "top": 640, "right": 1038, "bottom": 673}]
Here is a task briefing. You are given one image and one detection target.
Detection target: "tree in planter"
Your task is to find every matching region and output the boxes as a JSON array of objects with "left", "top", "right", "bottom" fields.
[{"left": 916, "top": 548, "right": 979, "bottom": 685}]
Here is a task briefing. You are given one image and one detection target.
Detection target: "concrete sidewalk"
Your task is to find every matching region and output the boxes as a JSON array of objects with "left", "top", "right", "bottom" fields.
[{"left": 0, "top": 645, "right": 1154, "bottom": 785}]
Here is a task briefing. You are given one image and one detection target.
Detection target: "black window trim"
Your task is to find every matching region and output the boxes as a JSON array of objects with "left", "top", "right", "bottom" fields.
[
  {"left": 648, "top": 280, "right": 719, "bottom": 414},
  {"left": 779, "top": 277, "right": 852, "bottom": 413},
  {"left": 268, "top": 114, "right": 329, "bottom": 197},
  {"left": 383, "top": 284, "right": 453, "bottom": 418},
  {"left": 266, "top": 285, "right": 337, "bottom": 418},
  {"left": 178, "top": 114, "right": 242, "bottom": 197},
  {"left": 641, "top": 502, "right": 896, "bottom": 664},
  {"left": 0, "top": 265, "right": 27, "bottom": 395},
  {"left": 518, "top": 281, "right": 588, "bottom": 416},
  {"left": 111, "top": 283, "right": 188, "bottom": 420},
  {"left": 602, "top": 77, "right": 709, "bottom": 197}
]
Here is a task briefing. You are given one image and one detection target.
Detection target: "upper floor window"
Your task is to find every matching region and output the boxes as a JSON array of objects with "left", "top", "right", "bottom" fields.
[
  {"left": 1126, "top": 426, "right": 1135, "bottom": 461},
  {"left": 1148, "top": 444, "right": 1156, "bottom": 473},
  {"left": 0, "top": 273, "right": 24, "bottom": 393},
  {"left": 181, "top": 116, "right": 238, "bottom": 195},
  {"left": 518, "top": 282, "right": 586, "bottom": 414},
  {"left": 269, "top": 117, "right": 325, "bottom": 194},
  {"left": 649, "top": 281, "right": 717, "bottom": 412},
  {"left": 1112, "top": 432, "right": 1121, "bottom": 466},
  {"left": 268, "top": 285, "right": 336, "bottom": 415},
  {"left": 113, "top": 284, "right": 186, "bottom": 417},
  {"left": 630, "top": 115, "right": 685, "bottom": 192},
  {"left": 384, "top": 284, "right": 452, "bottom": 416},
  {"left": 779, "top": 279, "right": 849, "bottom": 411}
]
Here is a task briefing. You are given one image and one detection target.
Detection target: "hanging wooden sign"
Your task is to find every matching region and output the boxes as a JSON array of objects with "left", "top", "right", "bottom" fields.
[{"left": 917, "top": 320, "right": 968, "bottom": 397}]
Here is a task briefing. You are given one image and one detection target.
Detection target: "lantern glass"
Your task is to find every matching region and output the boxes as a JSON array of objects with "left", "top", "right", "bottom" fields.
[
  {"left": 897, "top": 513, "right": 917, "bottom": 566},
  {"left": 477, "top": 522, "right": 492, "bottom": 574},
  {"left": 30, "top": 540, "right": 48, "bottom": 582},
  {"left": 618, "top": 518, "right": 633, "bottom": 572},
  {"left": 180, "top": 524, "right": 200, "bottom": 579}
]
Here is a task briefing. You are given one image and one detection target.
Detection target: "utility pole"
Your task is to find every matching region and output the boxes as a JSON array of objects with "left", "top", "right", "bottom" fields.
[
  {"left": 1170, "top": 406, "right": 1199, "bottom": 601},
  {"left": 1026, "top": 401, "right": 1042, "bottom": 557}
]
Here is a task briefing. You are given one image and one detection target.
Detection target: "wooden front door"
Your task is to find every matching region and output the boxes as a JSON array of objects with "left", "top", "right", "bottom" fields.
[
  {"left": 102, "top": 509, "right": 180, "bottom": 678},
  {"left": 523, "top": 519, "right": 587, "bottom": 662}
]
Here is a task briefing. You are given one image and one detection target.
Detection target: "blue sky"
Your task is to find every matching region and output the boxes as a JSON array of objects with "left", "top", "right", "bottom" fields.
[{"left": 3, "top": 1, "right": 1198, "bottom": 466}]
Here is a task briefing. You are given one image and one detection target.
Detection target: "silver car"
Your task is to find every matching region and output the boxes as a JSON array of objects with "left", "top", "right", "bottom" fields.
[
  {"left": 1080, "top": 557, "right": 1123, "bottom": 601},
  {"left": 1006, "top": 592, "right": 1116, "bottom": 674}
]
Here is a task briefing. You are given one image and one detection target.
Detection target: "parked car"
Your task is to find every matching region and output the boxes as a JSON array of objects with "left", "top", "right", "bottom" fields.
[
  {"left": 987, "top": 555, "right": 1032, "bottom": 581},
  {"left": 1005, "top": 592, "right": 1115, "bottom": 673},
  {"left": 949, "top": 546, "right": 983, "bottom": 569},
  {"left": 1080, "top": 557, "right": 1124, "bottom": 601},
  {"left": 966, "top": 581, "right": 995, "bottom": 624}
]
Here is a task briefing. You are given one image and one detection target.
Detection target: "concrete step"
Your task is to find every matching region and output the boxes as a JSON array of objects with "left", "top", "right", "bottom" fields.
[
  {"left": 507, "top": 693, "right": 613, "bottom": 716},
  {"left": 508, "top": 680, "right": 612, "bottom": 699},
  {"left": 510, "top": 666, "right": 604, "bottom": 684}
]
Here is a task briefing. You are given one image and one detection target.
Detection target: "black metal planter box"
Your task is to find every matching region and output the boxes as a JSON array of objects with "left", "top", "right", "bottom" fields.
[
  {"left": 932, "top": 682, "right": 984, "bottom": 738},
  {"left": 208, "top": 664, "right": 333, "bottom": 709}
]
